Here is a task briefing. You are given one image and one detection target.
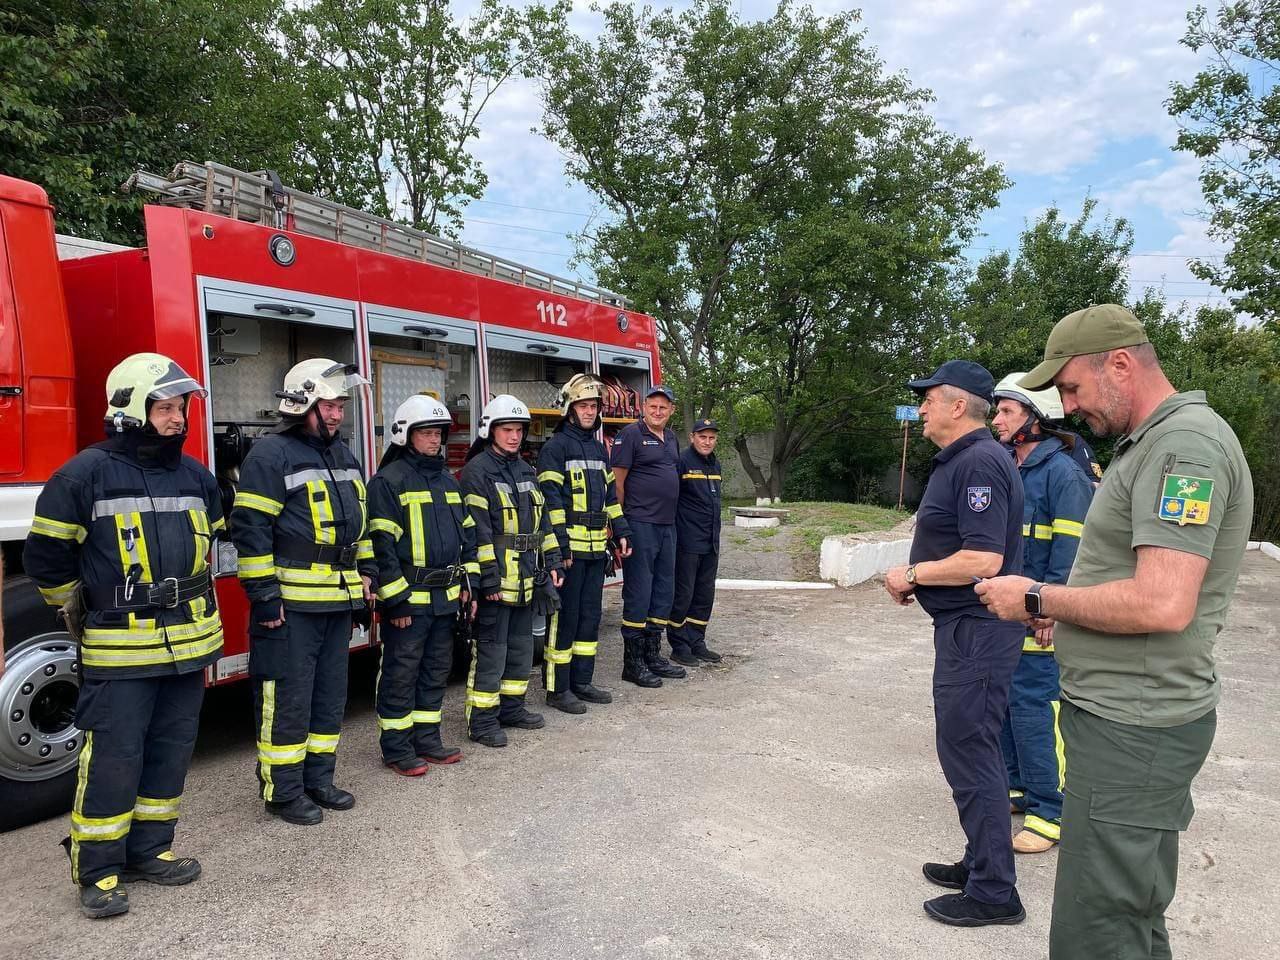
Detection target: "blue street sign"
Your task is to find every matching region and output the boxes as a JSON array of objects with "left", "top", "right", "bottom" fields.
[{"left": 895, "top": 405, "right": 921, "bottom": 422}]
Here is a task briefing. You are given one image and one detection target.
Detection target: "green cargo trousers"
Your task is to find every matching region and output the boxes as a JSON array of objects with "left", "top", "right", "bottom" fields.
[{"left": 1050, "top": 701, "right": 1216, "bottom": 960}]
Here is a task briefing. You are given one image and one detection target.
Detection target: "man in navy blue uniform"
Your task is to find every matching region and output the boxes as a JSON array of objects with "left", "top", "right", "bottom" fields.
[
  {"left": 610, "top": 385, "right": 685, "bottom": 687},
  {"left": 885, "top": 360, "right": 1027, "bottom": 927},
  {"left": 667, "top": 419, "right": 723, "bottom": 666}
]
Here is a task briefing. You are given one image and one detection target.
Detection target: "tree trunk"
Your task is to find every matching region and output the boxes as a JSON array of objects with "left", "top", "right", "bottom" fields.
[{"left": 733, "top": 434, "right": 771, "bottom": 499}]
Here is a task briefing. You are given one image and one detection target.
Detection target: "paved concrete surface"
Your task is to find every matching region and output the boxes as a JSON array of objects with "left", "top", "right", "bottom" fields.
[
  {"left": 1, "top": 554, "right": 1276, "bottom": 959},
  {"left": 719, "top": 521, "right": 800, "bottom": 581}
]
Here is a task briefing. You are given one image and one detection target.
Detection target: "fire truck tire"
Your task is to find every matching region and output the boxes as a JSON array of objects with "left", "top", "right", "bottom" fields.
[{"left": 1, "top": 575, "right": 80, "bottom": 832}]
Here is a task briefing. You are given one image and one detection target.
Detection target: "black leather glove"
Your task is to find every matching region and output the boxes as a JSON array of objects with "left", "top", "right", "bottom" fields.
[
  {"left": 352, "top": 604, "right": 372, "bottom": 631},
  {"left": 251, "top": 598, "right": 283, "bottom": 625},
  {"left": 384, "top": 600, "right": 413, "bottom": 622},
  {"left": 530, "top": 574, "right": 561, "bottom": 616}
]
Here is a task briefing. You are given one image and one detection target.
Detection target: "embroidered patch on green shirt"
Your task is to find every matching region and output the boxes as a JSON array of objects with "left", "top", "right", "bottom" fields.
[{"left": 1159, "top": 474, "right": 1214, "bottom": 525}]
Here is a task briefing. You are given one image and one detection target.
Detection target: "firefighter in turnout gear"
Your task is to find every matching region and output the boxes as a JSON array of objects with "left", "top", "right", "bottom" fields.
[
  {"left": 230, "top": 358, "right": 377, "bottom": 825},
  {"left": 991, "top": 374, "right": 1094, "bottom": 854},
  {"left": 25, "top": 353, "right": 223, "bottom": 919},
  {"left": 667, "top": 419, "right": 723, "bottom": 666},
  {"left": 536, "top": 374, "right": 631, "bottom": 713},
  {"left": 368, "top": 395, "right": 480, "bottom": 775},
  {"left": 461, "top": 395, "right": 563, "bottom": 748}
]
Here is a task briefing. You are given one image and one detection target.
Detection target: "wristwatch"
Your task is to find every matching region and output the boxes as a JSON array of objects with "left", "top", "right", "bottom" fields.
[
  {"left": 905, "top": 564, "right": 918, "bottom": 585},
  {"left": 1024, "top": 582, "right": 1045, "bottom": 616}
]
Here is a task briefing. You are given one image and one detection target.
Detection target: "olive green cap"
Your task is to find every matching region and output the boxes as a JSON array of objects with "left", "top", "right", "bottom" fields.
[{"left": 1020, "top": 304, "right": 1149, "bottom": 390}]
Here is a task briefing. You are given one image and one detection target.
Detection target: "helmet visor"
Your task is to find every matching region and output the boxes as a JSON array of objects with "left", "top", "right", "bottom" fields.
[{"left": 149, "top": 377, "right": 208, "bottom": 401}]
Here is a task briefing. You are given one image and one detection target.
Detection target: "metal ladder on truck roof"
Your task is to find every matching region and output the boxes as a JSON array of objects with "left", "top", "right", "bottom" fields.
[{"left": 124, "top": 160, "right": 628, "bottom": 307}]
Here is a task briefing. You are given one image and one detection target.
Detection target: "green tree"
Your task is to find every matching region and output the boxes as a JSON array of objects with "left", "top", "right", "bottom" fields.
[
  {"left": 533, "top": 0, "right": 1004, "bottom": 497},
  {"left": 0, "top": 1, "right": 310, "bottom": 243},
  {"left": 1168, "top": 1, "right": 1280, "bottom": 327},
  {"left": 281, "top": 0, "right": 568, "bottom": 236}
]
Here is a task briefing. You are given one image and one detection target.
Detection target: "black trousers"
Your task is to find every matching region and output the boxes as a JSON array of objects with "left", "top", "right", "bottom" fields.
[
  {"left": 932, "top": 614, "right": 1023, "bottom": 903},
  {"left": 545, "top": 556, "right": 606, "bottom": 692},
  {"left": 466, "top": 600, "right": 533, "bottom": 734},
  {"left": 69, "top": 671, "right": 206, "bottom": 886},
  {"left": 667, "top": 548, "right": 718, "bottom": 654},
  {"left": 252, "top": 609, "right": 351, "bottom": 802},
  {"left": 376, "top": 612, "right": 456, "bottom": 762}
]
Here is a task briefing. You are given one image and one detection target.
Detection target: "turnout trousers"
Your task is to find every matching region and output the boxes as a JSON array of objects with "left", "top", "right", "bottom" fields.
[
  {"left": 667, "top": 548, "right": 718, "bottom": 656},
  {"left": 466, "top": 600, "right": 534, "bottom": 735},
  {"left": 376, "top": 612, "right": 456, "bottom": 763},
  {"left": 1001, "top": 650, "right": 1065, "bottom": 840},
  {"left": 620, "top": 519, "right": 675, "bottom": 649},
  {"left": 932, "top": 614, "right": 1023, "bottom": 904},
  {"left": 252, "top": 609, "right": 351, "bottom": 803},
  {"left": 1050, "top": 702, "right": 1215, "bottom": 960},
  {"left": 68, "top": 671, "right": 205, "bottom": 886},
  {"left": 545, "top": 556, "right": 606, "bottom": 693}
]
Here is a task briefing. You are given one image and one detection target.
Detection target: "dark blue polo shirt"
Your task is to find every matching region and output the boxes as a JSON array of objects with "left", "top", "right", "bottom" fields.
[
  {"left": 675, "top": 447, "right": 722, "bottom": 554},
  {"left": 909, "top": 427, "right": 1024, "bottom": 624},
  {"left": 610, "top": 420, "right": 680, "bottom": 525}
]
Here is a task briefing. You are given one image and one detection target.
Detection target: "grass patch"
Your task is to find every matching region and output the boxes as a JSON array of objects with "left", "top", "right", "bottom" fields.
[{"left": 778, "top": 501, "right": 909, "bottom": 554}]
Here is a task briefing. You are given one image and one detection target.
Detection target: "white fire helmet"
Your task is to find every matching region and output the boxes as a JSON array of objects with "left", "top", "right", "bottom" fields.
[
  {"left": 104, "top": 352, "right": 207, "bottom": 431},
  {"left": 388, "top": 394, "right": 453, "bottom": 446},
  {"left": 559, "top": 373, "right": 603, "bottom": 416},
  {"left": 477, "top": 394, "right": 530, "bottom": 439},
  {"left": 276, "top": 358, "right": 370, "bottom": 416},
  {"left": 993, "top": 373, "right": 1064, "bottom": 422}
]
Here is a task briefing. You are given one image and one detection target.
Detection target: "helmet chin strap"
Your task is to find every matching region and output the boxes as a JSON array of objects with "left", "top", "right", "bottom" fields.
[
  {"left": 308, "top": 406, "right": 337, "bottom": 445},
  {"left": 1008, "top": 412, "right": 1041, "bottom": 446}
]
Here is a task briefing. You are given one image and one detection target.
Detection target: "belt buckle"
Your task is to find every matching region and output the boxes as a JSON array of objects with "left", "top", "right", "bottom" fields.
[
  {"left": 518, "top": 533, "right": 538, "bottom": 552},
  {"left": 338, "top": 545, "right": 358, "bottom": 567},
  {"left": 156, "top": 577, "right": 181, "bottom": 609}
]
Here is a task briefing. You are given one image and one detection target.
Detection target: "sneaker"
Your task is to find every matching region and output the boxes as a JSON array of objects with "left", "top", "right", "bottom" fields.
[
  {"left": 669, "top": 649, "right": 700, "bottom": 667},
  {"left": 80, "top": 876, "right": 129, "bottom": 919},
  {"left": 121, "top": 851, "right": 201, "bottom": 885},
  {"left": 922, "top": 861, "right": 969, "bottom": 890},
  {"left": 1013, "top": 829, "right": 1057, "bottom": 854},
  {"left": 306, "top": 784, "right": 356, "bottom": 810},
  {"left": 691, "top": 644, "right": 723, "bottom": 663},
  {"left": 265, "top": 794, "right": 324, "bottom": 825},
  {"left": 923, "top": 891, "right": 1025, "bottom": 926},
  {"left": 385, "top": 756, "right": 430, "bottom": 777}
]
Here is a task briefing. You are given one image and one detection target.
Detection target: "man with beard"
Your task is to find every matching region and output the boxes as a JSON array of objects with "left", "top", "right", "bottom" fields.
[
  {"left": 231, "top": 359, "right": 377, "bottom": 825},
  {"left": 975, "top": 304, "right": 1254, "bottom": 960},
  {"left": 25, "top": 354, "right": 224, "bottom": 918},
  {"left": 537, "top": 374, "right": 631, "bottom": 712}
]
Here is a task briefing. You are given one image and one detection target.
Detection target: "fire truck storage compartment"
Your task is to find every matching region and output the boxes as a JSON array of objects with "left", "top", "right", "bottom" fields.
[
  {"left": 200, "top": 281, "right": 364, "bottom": 525},
  {"left": 598, "top": 346, "right": 652, "bottom": 423},
  {"left": 367, "top": 309, "right": 477, "bottom": 468},
  {"left": 484, "top": 329, "right": 592, "bottom": 453}
]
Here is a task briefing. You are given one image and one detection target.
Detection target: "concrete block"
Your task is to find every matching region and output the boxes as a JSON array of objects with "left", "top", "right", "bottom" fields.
[
  {"left": 1261, "top": 541, "right": 1280, "bottom": 563},
  {"left": 820, "top": 536, "right": 912, "bottom": 587},
  {"left": 736, "top": 514, "right": 780, "bottom": 529}
]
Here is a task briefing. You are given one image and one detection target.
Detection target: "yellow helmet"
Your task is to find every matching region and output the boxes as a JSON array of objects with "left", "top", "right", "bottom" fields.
[
  {"left": 104, "top": 353, "right": 207, "bottom": 432},
  {"left": 559, "top": 373, "right": 603, "bottom": 416},
  {"left": 276, "top": 358, "right": 370, "bottom": 416}
]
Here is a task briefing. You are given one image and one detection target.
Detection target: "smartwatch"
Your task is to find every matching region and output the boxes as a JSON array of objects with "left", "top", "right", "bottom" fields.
[
  {"left": 905, "top": 564, "right": 917, "bottom": 585},
  {"left": 1024, "top": 582, "right": 1045, "bottom": 617}
]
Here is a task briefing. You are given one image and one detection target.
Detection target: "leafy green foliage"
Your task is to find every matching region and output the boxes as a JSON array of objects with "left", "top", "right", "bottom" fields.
[{"left": 1169, "top": 1, "right": 1280, "bottom": 327}]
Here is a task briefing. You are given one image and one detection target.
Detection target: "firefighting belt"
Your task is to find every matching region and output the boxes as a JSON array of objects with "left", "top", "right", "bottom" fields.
[
  {"left": 493, "top": 532, "right": 540, "bottom": 554},
  {"left": 568, "top": 510, "right": 609, "bottom": 530},
  {"left": 84, "top": 571, "right": 213, "bottom": 612},
  {"left": 406, "top": 563, "right": 465, "bottom": 588},
  {"left": 274, "top": 534, "right": 360, "bottom": 568}
]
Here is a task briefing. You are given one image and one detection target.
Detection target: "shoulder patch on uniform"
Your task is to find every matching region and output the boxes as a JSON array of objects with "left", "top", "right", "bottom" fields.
[
  {"left": 1159, "top": 474, "right": 1214, "bottom": 526},
  {"left": 967, "top": 486, "right": 991, "bottom": 512}
]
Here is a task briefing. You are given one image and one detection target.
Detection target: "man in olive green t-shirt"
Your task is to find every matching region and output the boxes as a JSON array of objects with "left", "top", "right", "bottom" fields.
[{"left": 975, "top": 304, "right": 1253, "bottom": 960}]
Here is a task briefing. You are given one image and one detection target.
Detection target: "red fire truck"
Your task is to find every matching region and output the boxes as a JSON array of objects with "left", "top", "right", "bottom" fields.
[{"left": 0, "top": 162, "right": 660, "bottom": 830}]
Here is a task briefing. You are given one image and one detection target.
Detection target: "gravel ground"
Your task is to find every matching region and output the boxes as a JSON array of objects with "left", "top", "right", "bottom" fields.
[{"left": 1, "top": 554, "right": 1275, "bottom": 960}]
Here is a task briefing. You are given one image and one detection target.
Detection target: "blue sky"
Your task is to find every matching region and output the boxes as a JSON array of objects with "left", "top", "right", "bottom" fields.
[{"left": 451, "top": 1, "right": 1227, "bottom": 309}]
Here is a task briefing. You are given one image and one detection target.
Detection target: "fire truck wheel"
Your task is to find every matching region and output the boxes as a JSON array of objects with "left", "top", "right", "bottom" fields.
[{"left": 1, "top": 575, "right": 80, "bottom": 832}]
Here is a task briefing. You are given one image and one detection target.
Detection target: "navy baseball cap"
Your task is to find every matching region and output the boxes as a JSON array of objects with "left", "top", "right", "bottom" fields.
[
  {"left": 645, "top": 384, "right": 675, "bottom": 402},
  {"left": 907, "top": 360, "right": 995, "bottom": 403},
  {"left": 691, "top": 418, "right": 719, "bottom": 432}
]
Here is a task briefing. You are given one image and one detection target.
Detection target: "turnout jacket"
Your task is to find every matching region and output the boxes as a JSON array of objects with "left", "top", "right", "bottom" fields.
[
  {"left": 675, "top": 447, "right": 722, "bottom": 555},
  {"left": 25, "top": 439, "right": 224, "bottom": 679},
  {"left": 461, "top": 447, "right": 563, "bottom": 605},
  {"left": 230, "top": 428, "right": 376, "bottom": 613},
  {"left": 536, "top": 421, "right": 630, "bottom": 558},
  {"left": 1015, "top": 435, "right": 1094, "bottom": 652},
  {"left": 367, "top": 449, "right": 481, "bottom": 616}
]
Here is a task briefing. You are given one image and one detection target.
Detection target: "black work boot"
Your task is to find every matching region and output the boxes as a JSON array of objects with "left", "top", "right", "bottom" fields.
[
  {"left": 416, "top": 728, "right": 463, "bottom": 764},
  {"left": 669, "top": 644, "right": 700, "bottom": 667},
  {"left": 546, "top": 690, "right": 588, "bottom": 714},
  {"left": 572, "top": 683, "right": 613, "bottom": 704},
  {"left": 469, "top": 726, "right": 508, "bottom": 748},
  {"left": 922, "top": 861, "right": 970, "bottom": 889},
  {"left": 122, "top": 851, "right": 202, "bottom": 885},
  {"left": 79, "top": 876, "right": 129, "bottom": 919},
  {"left": 691, "top": 642, "right": 722, "bottom": 663},
  {"left": 924, "top": 890, "right": 1025, "bottom": 926},
  {"left": 500, "top": 706, "right": 546, "bottom": 729},
  {"left": 644, "top": 634, "right": 686, "bottom": 679},
  {"left": 306, "top": 784, "right": 356, "bottom": 810},
  {"left": 385, "top": 756, "right": 430, "bottom": 777},
  {"left": 266, "top": 794, "right": 324, "bottom": 825},
  {"left": 621, "top": 637, "right": 661, "bottom": 687}
]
